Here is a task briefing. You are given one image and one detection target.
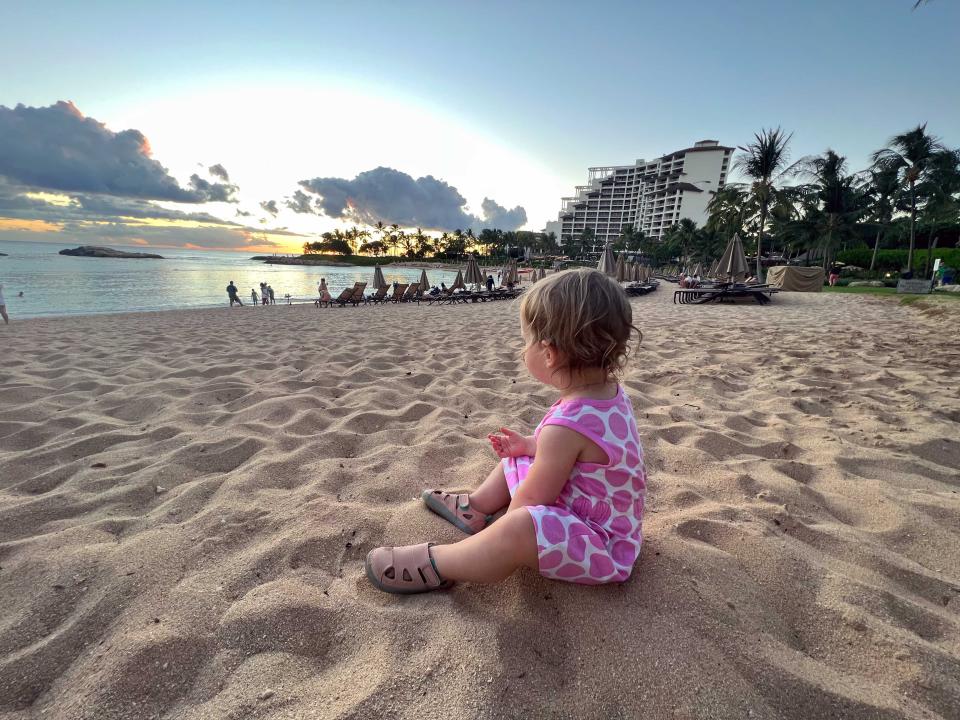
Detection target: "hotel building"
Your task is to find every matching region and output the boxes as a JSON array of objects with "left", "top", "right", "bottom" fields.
[{"left": 545, "top": 140, "right": 733, "bottom": 247}]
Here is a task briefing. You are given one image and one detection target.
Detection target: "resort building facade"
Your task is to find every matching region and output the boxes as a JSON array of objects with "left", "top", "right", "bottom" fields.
[{"left": 545, "top": 140, "right": 733, "bottom": 247}]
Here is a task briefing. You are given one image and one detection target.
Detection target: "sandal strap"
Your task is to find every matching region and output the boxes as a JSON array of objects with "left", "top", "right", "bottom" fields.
[{"left": 392, "top": 543, "right": 442, "bottom": 587}]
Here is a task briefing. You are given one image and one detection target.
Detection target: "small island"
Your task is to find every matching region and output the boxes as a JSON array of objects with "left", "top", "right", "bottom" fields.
[{"left": 59, "top": 246, "right": 164, "bottom": 259}]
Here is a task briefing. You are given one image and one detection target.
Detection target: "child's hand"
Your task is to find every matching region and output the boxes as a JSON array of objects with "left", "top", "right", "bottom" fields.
[{"left": 488, "top": 427, "right": 534, "bottom": 458}]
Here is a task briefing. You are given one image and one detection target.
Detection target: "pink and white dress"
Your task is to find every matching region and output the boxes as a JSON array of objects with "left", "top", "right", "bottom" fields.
[{"left": 503, "top": 386, "right": 645, "bottom": 584}]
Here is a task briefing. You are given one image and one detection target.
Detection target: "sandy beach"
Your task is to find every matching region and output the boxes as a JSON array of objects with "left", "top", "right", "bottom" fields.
[{"left": 1, "top": 290, "right": 958, "bottom": 720}]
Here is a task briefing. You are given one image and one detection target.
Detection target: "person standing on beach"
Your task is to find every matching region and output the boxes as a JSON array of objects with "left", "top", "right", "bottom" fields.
[
  {"left": 251, "top": 287, "right": 259, "bottom": 305},
  {"left": 268, "top": 285, "right": 276, "bottom": 304},
  {"left": 366, "top": 269, "right": 645, "bottom": 594},
  {"left": 226, "top": 281, "right": 243, "bottom": 307},
  {"left": 0, "top": 283, "right": 9, "bottom": 324},
  {"left": 318, "top": 279, "right": 331, "bottom": 304},
  {"left": 486, "top": 275, "right": 495, "bottom": 292}
]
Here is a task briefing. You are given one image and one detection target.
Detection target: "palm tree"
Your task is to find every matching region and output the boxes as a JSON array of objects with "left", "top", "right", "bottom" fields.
[
  {"left": 706, "top": 186, "right": 752, "bottom": 237},
  {"left": 733, "top": 127, "right": 797, "bottom": 278},
  {"left": 797, "top": 150, "right": 863, "bottom": 269},
  {"left": 862, "top": 164, "right": 901, "bottom": 271},
  {"left": 872, "top": 124, "right": 946, "bottom": 272}
]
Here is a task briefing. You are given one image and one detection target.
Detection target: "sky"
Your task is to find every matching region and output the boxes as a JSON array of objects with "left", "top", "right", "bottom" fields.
[{"left": 1, "top": 0, "right": 958, "bottom": 253}]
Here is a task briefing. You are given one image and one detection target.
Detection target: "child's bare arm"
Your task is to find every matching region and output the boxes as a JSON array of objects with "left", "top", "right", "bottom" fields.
[{"left": 507, "top": 426, "right": 583, "bottom": 511}]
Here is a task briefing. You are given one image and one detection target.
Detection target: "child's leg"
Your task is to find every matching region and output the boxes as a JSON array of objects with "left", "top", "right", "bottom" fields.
[
  {"left": 430, "top": 508, "right": 538, "bottom": 583},
  {"left": 467, "top": 462, "right": 511, "bottom": 514}
]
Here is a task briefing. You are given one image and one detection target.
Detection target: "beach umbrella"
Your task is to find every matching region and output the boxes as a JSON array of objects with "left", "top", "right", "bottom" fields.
[
  {"left": 418, "top": 269, "right": 431, "bottom": 292},
  {"left": 465, "top": 255, "right": 484, "bottom": 289},
  {"left": 615, "top": 253, "right": 629, "bottom": 282},
  {"left": 450, "top": 269, "right": 465, "bottom": 291},
  {"left": 372, "top": 265, "right": 388, "bottom": 290},
  {"left": 691, "top": 263, "right": 702, "bottom": 278},
  {"left": 631, "top": 262, "right": 641, "bottom": 282},
  {"left": 708, "top": 259, "right": 719, "bottom": 279},
  {"left": 597, "top": 244, "right": 617, "bottom": 277},
  {"left": 716, "top": 234, "right": 749, "bottom": 282},
  {"left": 538, "top": 267, "right": 547, "bottom": 281}
]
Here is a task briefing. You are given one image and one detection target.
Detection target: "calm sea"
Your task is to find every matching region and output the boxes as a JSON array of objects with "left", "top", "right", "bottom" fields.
[{"left": 0, "top": 240, "right": 461, "bottom": 319}]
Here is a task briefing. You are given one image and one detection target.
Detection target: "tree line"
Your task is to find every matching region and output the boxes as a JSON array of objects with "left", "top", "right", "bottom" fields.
[
  {"left": 650, "top": 124, "right": 958, "bottom": 277},
  {"left": 302, "top": 224, "right": 559, "bottom": 261}
]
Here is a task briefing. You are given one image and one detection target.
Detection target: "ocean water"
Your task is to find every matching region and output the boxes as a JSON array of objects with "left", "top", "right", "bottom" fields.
[{"left": 0, "top": 240, "right": 461, "bottom": 319}]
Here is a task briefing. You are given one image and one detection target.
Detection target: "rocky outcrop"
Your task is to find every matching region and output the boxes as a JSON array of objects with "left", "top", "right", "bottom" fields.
[{"left": 59, "top": 246, "right": 164, "bottom": 259}]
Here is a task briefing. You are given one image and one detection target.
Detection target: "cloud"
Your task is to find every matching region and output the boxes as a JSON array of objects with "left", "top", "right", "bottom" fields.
[
  {"left": 260, "top": 199, "right": 279, "bottom": 216},
  {"left": 480, "top": 197, "right": 527, "bottom": 230},
  {"left": 189, "top": 173, "right": 238, "bottom": 202},
  {"left": 209, "top": 163, "right": 230, "bottom": 181},
  {"left": 0, "top": 101, "right": 235, "bottom": 202},
  {"left": 285, "top": 189, "right": 315, "bottom": 214},
  {"left": 298, "top": 166, "right": 527, "bottom": 231}
]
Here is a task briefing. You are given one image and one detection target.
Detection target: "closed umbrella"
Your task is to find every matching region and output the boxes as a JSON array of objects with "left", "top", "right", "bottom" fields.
[
  {"left": 716, "top": 234, "right": 749, "bottom": 282},
  {"left": 691, "top": 263, "right": 702, "bottom": 278},
  {"left": 597, "top": 244, "right": 617, "bottom": 277},
  {"left": 372, "top": 265, "right": 388, "bottom": 290},
  {"left": 538, "top": 267, "right": 547, "bottom": 281},
  {"left": 418, "top": 269, "right": 430, "bottom": 292},
  {"left": 465, "top": 255, "right": 484, "bottom": 289},
  {"left": 615, "top": 253, "right": 628, "bottom": 282},
  {"left": 632, "top": 262, "right": 641, "bottom": 282},
  {"left": 450, "top": 269, "right": 465, "bottom": 291}
]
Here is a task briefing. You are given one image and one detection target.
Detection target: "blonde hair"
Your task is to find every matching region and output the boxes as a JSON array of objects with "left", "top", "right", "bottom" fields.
[{"left": 520, "top": 268, "right": 641, "bottom": 377}]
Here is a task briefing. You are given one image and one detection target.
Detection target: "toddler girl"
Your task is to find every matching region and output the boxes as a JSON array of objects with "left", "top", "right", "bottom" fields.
[{"left": 366, "top": 268, "right": 645, "bottom": 593}]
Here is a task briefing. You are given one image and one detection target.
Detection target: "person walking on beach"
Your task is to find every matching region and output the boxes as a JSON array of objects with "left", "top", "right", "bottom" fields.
[
  {"left": 251, "top": 287, "right": 259, "bottom": 305},
  {"left": 0, "top": 283, "right": 9, "bottom": 324},
  {"left": 226, "top": 281, "right": 243, "bottom": 307},
  {"left": 267, "top": 285, "right": 276, "bottom": 304},
  {"left": 486, "top": 275, "right": 495, "bottom": 292},
  {"left": 259, "top": 283, "right": 269, "bottom": 305},
  {"left": 366, "top": 268, "right": 645, "bottom": 594}
]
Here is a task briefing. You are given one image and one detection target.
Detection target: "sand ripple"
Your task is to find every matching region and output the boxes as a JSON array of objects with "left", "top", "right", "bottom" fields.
[{"left": 1, "top": 293, "right": 958, "bottom": 719}]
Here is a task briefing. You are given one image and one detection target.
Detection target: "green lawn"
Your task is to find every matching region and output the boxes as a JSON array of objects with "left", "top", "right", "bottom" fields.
[{"left": 822, "top": 285, "right": 960, "bottom": 302}]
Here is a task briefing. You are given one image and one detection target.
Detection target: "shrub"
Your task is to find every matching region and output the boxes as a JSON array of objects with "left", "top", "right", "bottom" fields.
[{"left": 836, "top": 248, "right": 960, "bottom": 272}]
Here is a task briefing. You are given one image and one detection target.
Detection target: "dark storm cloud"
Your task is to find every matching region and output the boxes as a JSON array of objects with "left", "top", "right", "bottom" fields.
[
  {"left": 260, "top": 199, "right": 279, "bottom": 216},
  {"left": 208, "top": 164, "right": 230, "bottom": 181},
  {"left": 0, "top": 101, "right": 235, "bottom": 202},
  {"left": 298, "top": 166, "right": 527, "bottom": 231},
  {"left": 284, "top": 189, "right": 315, "bottom": 214}
]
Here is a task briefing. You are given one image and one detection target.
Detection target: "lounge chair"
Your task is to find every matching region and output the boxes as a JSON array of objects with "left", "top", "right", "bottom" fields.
[
  {"left": 387, "top": 283, "right": 409, "bottom": 303},
  {"left": 323, "top": 286, "right": 353, "bottom": 307},
  {"left": 332, "top": 282, "right": 367, "bottom": 307},
  {"left": 367, "top": 285, "right": 390, "bottom": 304},
  {"left": 400, "top": 283, "right": 420, "bottom": 304}
]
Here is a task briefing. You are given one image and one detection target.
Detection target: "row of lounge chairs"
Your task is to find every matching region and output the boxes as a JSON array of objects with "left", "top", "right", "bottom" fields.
[
  {"left": 624, "top": 280, "right": 659, "bottom": 297},
  {"left": 315, "top": 282, "right": 524, "bottom": 308}
]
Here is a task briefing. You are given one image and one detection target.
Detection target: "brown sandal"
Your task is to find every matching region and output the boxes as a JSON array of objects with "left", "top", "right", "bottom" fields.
[
  {"left": 365, "top": 542, "right": 453, "bottom": 594},
  {"left": 422, "top": 489, "right": 492, "bottom": 535}
]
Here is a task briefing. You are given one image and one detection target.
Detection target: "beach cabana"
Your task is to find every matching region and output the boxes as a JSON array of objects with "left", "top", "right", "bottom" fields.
[
  {"left": 597, "top": 244, "right": 617, "bottom": 277},
  {"left": 418, "top": 269, "right": 431, "bottom": 293},
  {"left": 465, "top": 255, "right": 485, "bottom": 290},
  {"left": 372, "top": 265, "right": 388, "bottom": 290}
]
